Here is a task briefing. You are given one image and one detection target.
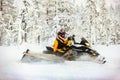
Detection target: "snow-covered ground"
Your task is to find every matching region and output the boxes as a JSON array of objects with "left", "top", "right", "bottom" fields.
[{"left": 0, "top": 45, "right": 120, "bottom": 80}]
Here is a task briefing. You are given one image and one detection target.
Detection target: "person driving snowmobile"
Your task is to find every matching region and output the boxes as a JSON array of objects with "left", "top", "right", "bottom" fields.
[{"left": 53, "top": 29, "right": 72, "bottom": 57}]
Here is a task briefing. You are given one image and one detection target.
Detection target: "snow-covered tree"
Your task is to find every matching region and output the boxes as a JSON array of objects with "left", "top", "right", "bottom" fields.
[{"left": 0, "top": 0, "right": 120, "bottom": 45}]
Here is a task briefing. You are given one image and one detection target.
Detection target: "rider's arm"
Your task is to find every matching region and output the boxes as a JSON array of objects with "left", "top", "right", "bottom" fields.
[{"left": 67, "top": 40, "right": 72, "bottom": 46}]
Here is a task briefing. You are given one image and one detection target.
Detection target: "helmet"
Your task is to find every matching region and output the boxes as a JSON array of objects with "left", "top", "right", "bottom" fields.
[{"left": 57, "top": 29, "right": 66, "bottom": 40}]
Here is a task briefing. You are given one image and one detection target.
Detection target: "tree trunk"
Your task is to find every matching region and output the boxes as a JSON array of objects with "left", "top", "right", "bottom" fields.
[
  {"left": 0, "top": 0, "right": 1, "bottom": 10},
  {"left": 0, "top": 0, "right": 2, "bottom": 17},
  {"left": 38, "top": 35, "right": 40, "bottom": 44},
  {"left": 25, "top": 33, "right": 27, "bottom": 42}
]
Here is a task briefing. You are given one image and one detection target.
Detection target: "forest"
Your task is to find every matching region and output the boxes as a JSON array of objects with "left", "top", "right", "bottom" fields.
[{"left": 0, "top": 0, "right": 120, "bottom": 46}]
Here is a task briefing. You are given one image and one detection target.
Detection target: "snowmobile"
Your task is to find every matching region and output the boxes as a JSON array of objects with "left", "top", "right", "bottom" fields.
[
  {"left": 44, "top": 37, "right": 106, "bottom": 64},
  {"left": 21, "top": 36, "right": 106, "bottom": 64}
]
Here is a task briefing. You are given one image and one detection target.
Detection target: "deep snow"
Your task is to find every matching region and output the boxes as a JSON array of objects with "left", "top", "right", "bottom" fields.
[{"left": 0, "top": 44, "right": 120, "bottom": 80}]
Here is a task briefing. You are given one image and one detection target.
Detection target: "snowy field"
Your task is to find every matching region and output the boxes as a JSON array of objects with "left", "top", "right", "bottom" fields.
[{"left": 0, "top": 44, "right": 120, "bottom": 80}]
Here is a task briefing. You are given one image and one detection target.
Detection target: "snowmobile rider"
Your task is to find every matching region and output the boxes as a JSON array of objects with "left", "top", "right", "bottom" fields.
[{"left": 53, "top": 29, "right": 72, "bottom": 56}]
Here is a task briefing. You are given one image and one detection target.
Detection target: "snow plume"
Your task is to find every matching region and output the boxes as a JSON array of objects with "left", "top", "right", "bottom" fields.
[{"left": 0, "top": 0, "right": 120, "bottom": 45}]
